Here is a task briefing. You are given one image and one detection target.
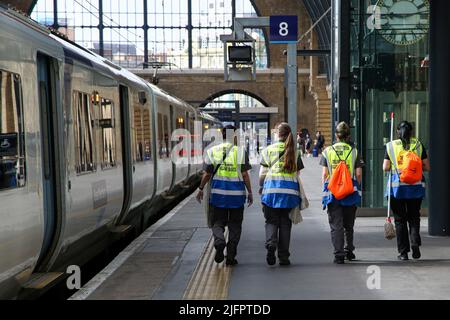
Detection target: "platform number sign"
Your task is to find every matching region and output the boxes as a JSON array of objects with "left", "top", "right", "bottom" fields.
[{"left": 270, "top": 16, "right": 298, "bottom": 44}]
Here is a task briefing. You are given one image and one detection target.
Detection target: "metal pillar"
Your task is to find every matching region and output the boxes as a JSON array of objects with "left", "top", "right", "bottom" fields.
[
  {"left": 429, "top": 0, "right": 450, "bottom": 236},
  {"left": 143, "top": 0, "right": 149, "bottom": 68},
  {"left": 287, "top": 43, "right": 298, "bottom": 133},
  {"left": 98, "top": 0, "right": 104, "bottom": 57},
  {"left": 187, "top": 0, "right": 193, "bottom": 69},
  {"left": 337, "top": 0, "right": 350, "bottom": 124}
]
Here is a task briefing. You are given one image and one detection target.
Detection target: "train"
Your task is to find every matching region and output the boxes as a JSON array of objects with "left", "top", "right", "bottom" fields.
[{"left": 0, "top": 5, "right": 221, "bottom": 299}]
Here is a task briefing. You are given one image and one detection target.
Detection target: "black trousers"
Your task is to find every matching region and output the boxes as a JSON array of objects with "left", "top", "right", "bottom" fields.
[
  {"left": 327, "top": 202, "right": 357, "bottom": 258},
  {"left": 211, "top": 206, "right": 244, "bottom": 259},
  {"left": 391, "top": 198, "right": 422, "bottom": 255},
  {"left": 263, "top": 205, "right": 292, "bottom": 260}
]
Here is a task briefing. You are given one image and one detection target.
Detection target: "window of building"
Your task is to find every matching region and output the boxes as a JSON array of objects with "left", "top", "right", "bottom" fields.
[
  {"left": 31, "top": 0, "right": 268, "bottom": 69},
  {"left": 0, "top": 71, "right": 26, "bottom": 190},
  {"left": 73, "top": 91, "right": 95, "bottom": 174}
]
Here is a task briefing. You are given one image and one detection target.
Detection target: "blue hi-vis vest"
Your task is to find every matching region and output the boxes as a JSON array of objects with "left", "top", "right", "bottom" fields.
[
  {"left": 260, "top": 142, "right": 301, "bottom": 209},
  {"left": 321, "top": 142, "right": 361, "bottom": 209},
  {"left": 386, "top": 138, "right": 425, "bottom": 199},
  {"left": 207, "top": 143, "right": 246, "bottom": 209}
]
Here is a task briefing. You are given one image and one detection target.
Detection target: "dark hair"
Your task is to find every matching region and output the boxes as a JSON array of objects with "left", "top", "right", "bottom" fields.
[
  {"left": 397, "top": 121, "right": 413, "bottom": 148},
  {"left": 222, "top": 124, "right": 236, "bottom": 140},
  {"left": 277, "top": 122, "right": 296, "bottom": 173},
  {"left": 335, "top": 122, "right": 351, "bottom": 142}
]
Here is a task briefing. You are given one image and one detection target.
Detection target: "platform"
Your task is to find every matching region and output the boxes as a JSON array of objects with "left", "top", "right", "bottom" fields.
[{"left": 69, "top": 157, "right": 450, "bottom": 300}]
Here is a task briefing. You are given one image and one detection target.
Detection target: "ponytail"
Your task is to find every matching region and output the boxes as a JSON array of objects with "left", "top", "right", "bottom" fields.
[
  {"left": 284, "top": 132, "right": 296, "bottom": 172},
  {"left": 397, "top": 121, "right": 413, "bottom": 149},
  {"left": 277, "top": 122, "right": 296, "bottom": 173}
]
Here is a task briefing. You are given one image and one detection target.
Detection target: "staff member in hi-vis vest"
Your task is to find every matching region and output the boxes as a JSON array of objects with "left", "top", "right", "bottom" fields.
[
  {"left": 321, "top": 122, "right": 364, "bottom": 264},
  {"left": 196, "top": 125, "right": 253, "bottom": 266},
  {"left": 383, "top": 121, "right": 430, "bottom": 261},
  {"left": 259, "top": 123, "right": 304, "bottom": 266}
]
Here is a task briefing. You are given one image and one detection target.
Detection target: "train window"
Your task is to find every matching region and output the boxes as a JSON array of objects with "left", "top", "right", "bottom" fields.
[
  {"left": 99, "top": 98, "right": 116, "bottom": 169},
  {"left": 134, "top": 105, "right": 144, "bottom": 162},
  {"left": 73, "top": 91, "right": 95, "bottom": 174},
  {"left": 0, "top": 71, "right": 26, "bottom": 190},
  {"left": 142, "top": 108, "right": 152, "bottom": 161},
  {"left": 157, "top": 112, "right": 163, "bottom": 158},
  {"left": 163, "top": 114, "right": 170, "bottom": 158}
]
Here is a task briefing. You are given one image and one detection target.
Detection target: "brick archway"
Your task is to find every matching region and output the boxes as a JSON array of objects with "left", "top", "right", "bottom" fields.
[{"left": 201, "top": 89, "right": 270, "bottom": 109}]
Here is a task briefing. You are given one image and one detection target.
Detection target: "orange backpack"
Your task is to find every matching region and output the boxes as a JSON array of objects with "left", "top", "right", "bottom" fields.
[
  {"left": 397, "top": 145, "right": 422, "bottom": 184},
  {"left": 327, "top": 147, "right": 355, "bottom": 200}
]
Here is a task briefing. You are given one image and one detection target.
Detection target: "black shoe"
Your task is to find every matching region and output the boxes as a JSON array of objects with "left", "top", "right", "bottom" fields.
[
  {"left": 345, "top": 251, "right": 356, "bottom": 261},
  {"left": 214, "top": 246, "right": 225, "bottom": 263},
  {"left": 226, "top": 258, "right": 238, "bottom": 266},
  {"left": 279, "top": 259, "right": 291, "bottom": 266},
  {"left": 398, "top": 253, "right": 409, "bottom": 261},
  {"left": 266, "top": 247, "right": 276, "bottom": 266},
  {"left": 333, "top": 257, "right": 345, "bottom": 264},
  {"left": 412, "top": 246, "right": 421, "bottom": 259}
]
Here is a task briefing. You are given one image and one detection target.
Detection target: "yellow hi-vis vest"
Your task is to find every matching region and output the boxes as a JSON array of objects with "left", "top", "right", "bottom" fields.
[
  {"left": 207, "top": 142, "right": 246, "bottom": 208},
  {"left": 322, "top": 142, "right": 361, "bottom": 207},
  {"left": 386, "top": 138, "right": 425, "bottom": 199},
  {"left": 261, "top": 142, "right": 300, "bottom": 209}
]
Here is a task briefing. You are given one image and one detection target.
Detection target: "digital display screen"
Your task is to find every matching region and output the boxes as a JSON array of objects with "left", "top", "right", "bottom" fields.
[{"left": 228, "top": 46, "right": 252, "bottom": 63}]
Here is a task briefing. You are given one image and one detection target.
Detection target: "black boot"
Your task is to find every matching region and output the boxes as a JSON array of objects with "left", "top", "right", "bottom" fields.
[
  {"left": 412, "top": 246, "right": 421, "bottom": 259},
  {"left": 397, "top": 253, "right": 409, "bottom": 261},
  {"left": 266, "top": 246, "right": 276, "bottom": 266}
]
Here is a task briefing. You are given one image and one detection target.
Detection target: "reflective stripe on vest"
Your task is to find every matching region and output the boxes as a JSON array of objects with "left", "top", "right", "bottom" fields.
[
  {"left": 322, "top": 142, "right": 361, "bottom": 207},
  {"left": 261, "top": 142, "right": 300, "bottom": 209},
  {"left": 207, "top": 143, "right": 246, "bottom": 208},
  {"left": 386, "top": 138, "right": 425, "bottom": 199}
]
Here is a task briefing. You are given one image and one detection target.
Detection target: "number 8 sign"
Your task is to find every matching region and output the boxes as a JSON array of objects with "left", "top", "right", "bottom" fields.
[{"left": 270, "top": 16, "right": 298, "bottom": 43}]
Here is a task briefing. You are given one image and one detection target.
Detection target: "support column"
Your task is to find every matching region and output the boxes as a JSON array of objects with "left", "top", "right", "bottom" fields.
[
  {"left": 287, "top": 43, "right": 298, "bottom": 133},
  {"left": 98, "top": 0, "right": 104, "bottom": 57},
  {"left": 429, "top": 0, "right": 450, "bottom": 236},
  {"left": 337, "top": 0, "right": 350, "bottom": 124},
  {"left": 143, "top": 0, "right": 149, "bottom": 68}
]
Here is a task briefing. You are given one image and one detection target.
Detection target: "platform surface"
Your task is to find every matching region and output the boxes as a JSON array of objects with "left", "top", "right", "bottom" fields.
[{"left": 70, "top": 157, "right": 450, "bottom": 300}]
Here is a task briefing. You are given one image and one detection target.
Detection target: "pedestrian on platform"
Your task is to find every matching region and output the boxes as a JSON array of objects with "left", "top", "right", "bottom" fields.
[
  {"left": 259, "top": 122, "right": 304, "bottom": 266},
  {"left": 305, "top": 134, "right": 312, "bottom": 157},
  {"left": 196, "top": 125, "right": 253, "bottom": 266},
  {"left": 321, "top": 122, "right": 364, "bottom": 264},
  {"left": 383, "top": 121, "right": 430, "bottom": 261}
]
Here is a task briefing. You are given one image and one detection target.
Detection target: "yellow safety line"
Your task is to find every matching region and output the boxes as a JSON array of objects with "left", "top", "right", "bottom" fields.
[{"left": 183, "top": 230, "right": 232, "bottom": 300}]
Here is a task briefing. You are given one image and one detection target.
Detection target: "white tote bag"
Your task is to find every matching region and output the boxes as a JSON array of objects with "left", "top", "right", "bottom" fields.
[{"left": 289, "top": 173, "right": 308, "bottom": 224}]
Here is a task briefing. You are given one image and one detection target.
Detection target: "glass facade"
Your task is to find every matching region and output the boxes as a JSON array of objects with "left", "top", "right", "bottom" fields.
[
  {"left": 340, "top": 0, "right": 430, "bottom": 208},
  {"left": 31, "top": 0, "right": 268, "bottom": 69}
]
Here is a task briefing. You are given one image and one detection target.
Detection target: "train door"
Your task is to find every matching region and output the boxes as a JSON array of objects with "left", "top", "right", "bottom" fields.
[
  {"left": 116, "top": 85, "right": 132, "bottom": 225},
  {"left": 35, "top": 53, "right": 61, "bottom": 268}
]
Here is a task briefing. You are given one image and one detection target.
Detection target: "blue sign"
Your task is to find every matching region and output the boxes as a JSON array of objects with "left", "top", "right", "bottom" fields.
[{"left": 270, "top": 15, "right": 298, "bottom": 44}]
